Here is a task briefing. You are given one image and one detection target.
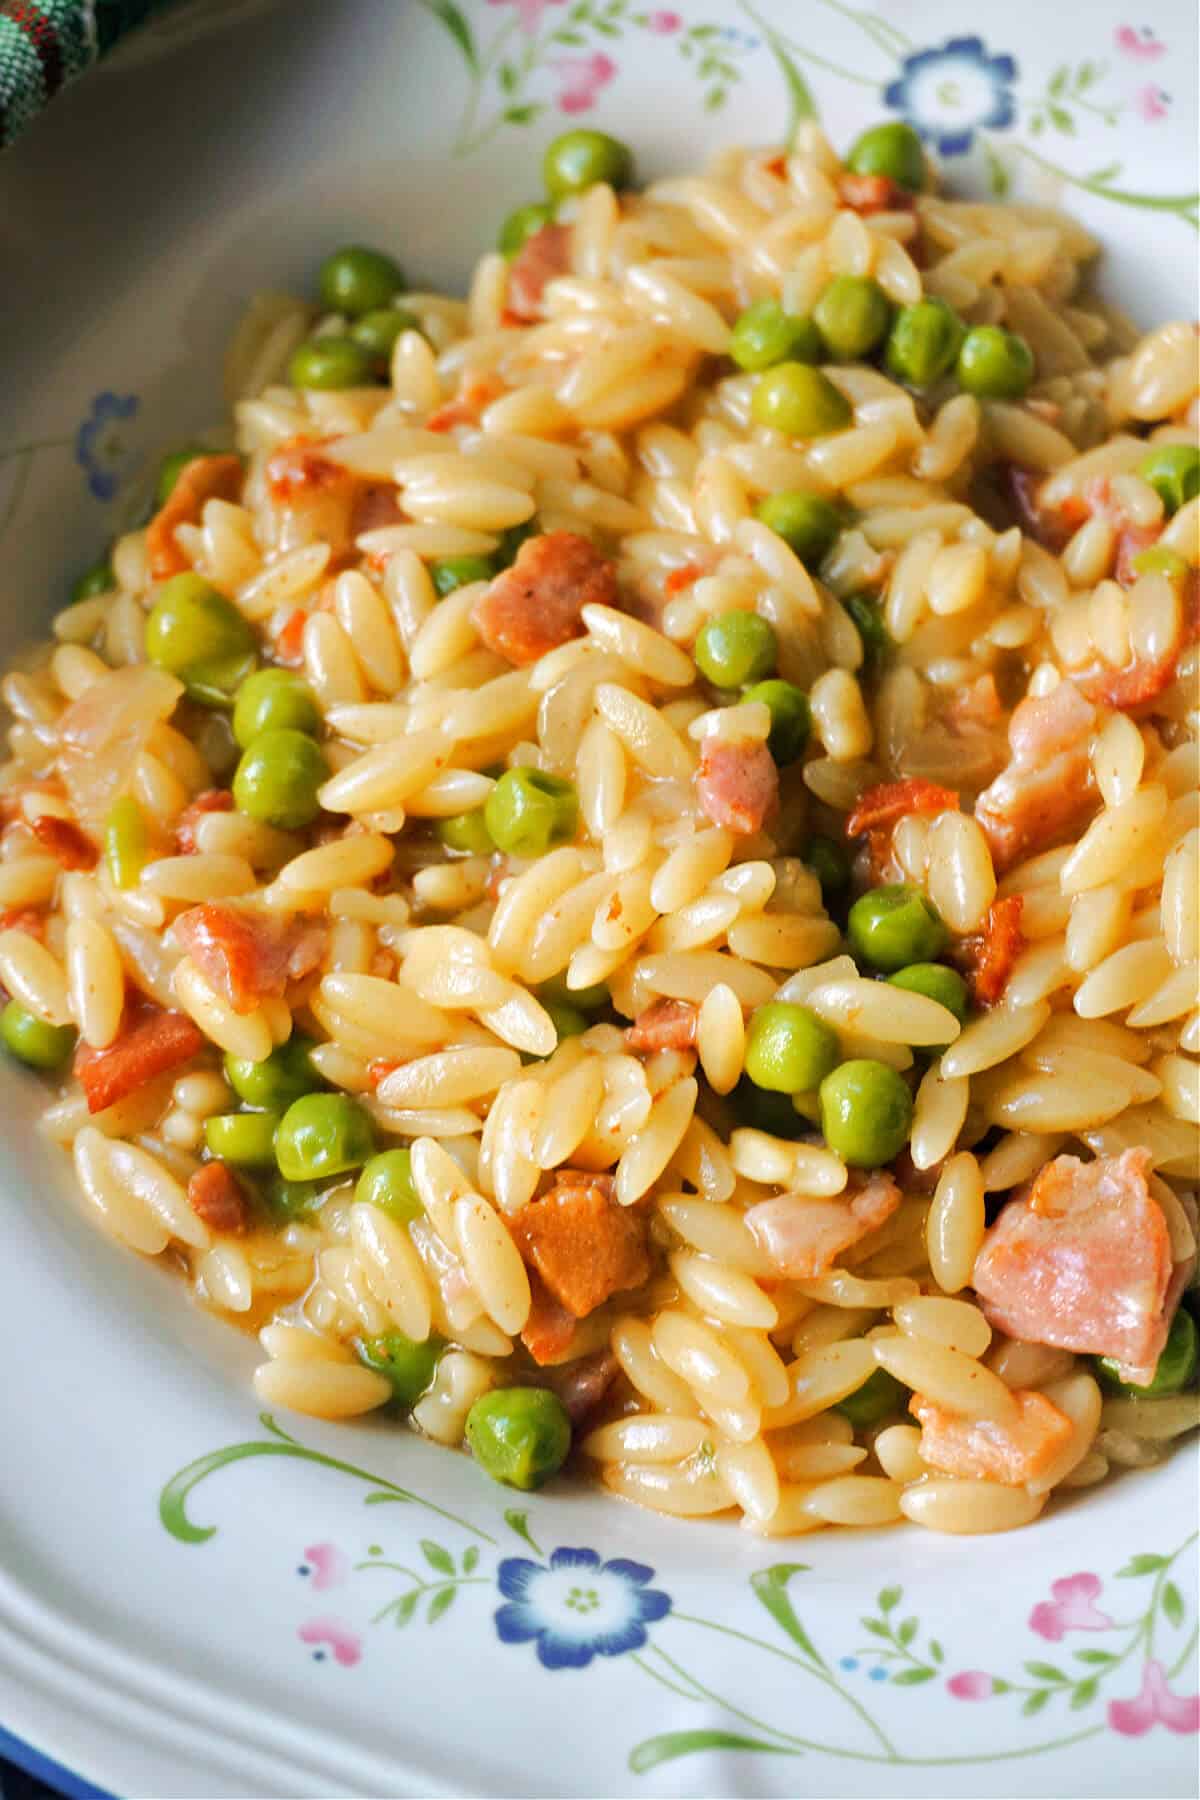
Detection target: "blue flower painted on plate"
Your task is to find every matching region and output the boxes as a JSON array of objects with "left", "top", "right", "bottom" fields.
[
  {"left": 74, "top": 392, "right": 139, "bottom": 501},
  {"left": 883, "top": 36, "right": 1018, "bottom": 156},
  {"left": 494, "top": 1546, "right": 671, "bottom": 1670}
]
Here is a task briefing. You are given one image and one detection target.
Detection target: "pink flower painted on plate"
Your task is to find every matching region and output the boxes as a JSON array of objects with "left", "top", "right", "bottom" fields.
[
  {"left": 298, "top": 1617, "right": 363, "bottom": 1667},
  {"left": 301, "top": 1542, "right": 348, "bottom": 1591},
  {"left": 1133, "top": 83, "right": 1171, "bottom": 121},
  {"left": 1028, "top": 1572, "right": 1113, "bottom": 1642},
  {"left": 551, "top": 51, "right": 617, "bottom": 115},
  {"left": 1108, "top": 1661, "right": 1200, "bottom": 1736},
  {"left": 1114, "top": 24, "right": 1166, "bottom": 58},
  {"left": 948, "top": 1671, "right": 995, "bottom": 1700},
  {"left": 487, "top": 0, "right": 564, "bottom": 35},
  {"left": 647, "top": 10, "right": 683, "bottom": 31}
]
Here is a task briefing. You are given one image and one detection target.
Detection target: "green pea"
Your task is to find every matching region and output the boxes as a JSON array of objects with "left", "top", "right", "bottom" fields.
[
  {"left": 744, "top": 1001, "right": 840, "bottom": 1095},
  {"left": 350, "top": 307, "right": 422, "bottom": 362},
  {"left": 203, "top": 1110, "right": 281, "bottom": 1166},
  {"left": 695, "top": 610, "right": 777, "bottom": 688},
  {"left": 104, "top": 795, "right": 148, "bottom": 891},
  {"left": 803, "top": 834, "right": 851, "bottom": 903},
  {"left": 275, "top": 1093, "right": 375, "bottom": 1182},
  {"left": 465, "top": 1386, "right": 571, "bottom": 1491},
  {"left": 751, "top": 363, "right": 852, "bottom": 439},
  {"left": 288, "top": 336, "right": 377, "bottom": 391},
  {"left": 356, "top": 1148, "right": 422, "bottom": 1223},
  {"left": 232, "top": 669, "right": 320, "bottom": 749},
  {"left": 741, "top": 679, "right": 810, "bottom": 765},
  {"left": 484, "top": 768, "right": 578, "bottom": 858},
  {"left": 0, "top": 1000, "right": 75, "bottom": 1071},
  {"left": 498, "top": 201, "right": 557, "bottom": 258},
  {"left": 835, "top": 1367, "right": 906, "bottom": 1427},
  {"left": 955, "top": 326, "right": 1035, "bottom": 400},
  {"left": 317, "top": 245, "right": 405, "bottom": 316},
  {"left": 436, "top": 807, "right": 494, "bottom": 854},
  {"left": 267, "top": 1177, "right": 326, "bottom": 1222},
  {"left": 813, "top": 275, "right": 892, "bottom": 362},
  {"left": 430, "top": 554, "right": 496, "bottom": 597},
  {"left": 729, "top": 299, "right": 822, "bottom": 372},
  {"left": 732, "top": 1074, "right": 808, "bottom": 1140},
  {"left": 1138, "top": 444, "right": 1200, "bottom": 516},
  {"left": 845, "top": 121, "right": 927, "bottom": 192},
  {"left": 755, "top": 491, "right": 844, "bottom": 569},
  {"left": 232, "top": 728, "right": 327, "bottom": 830},
  {"left": 545, "top": 1000, "right": 589, "bottom": 1042},
  {"left": 538, "top": 974, "right": 608, "bottom": 1014},
  {"left": 885, "top": 298, "right": 966, "bottom": 388},
  {"left": 848, "top": 884, "right": 947, "bottom": 973},
  {"left": 543, "top": 128, "right": 633, "bottom": 199},
  {"left": 496, "top": 519, "right": 538, "bottom": 567},
  {"left": 357, "top": 1330, "right": 444, "bottom": 1410},
  {"left": 843, "top": 592, "right": 891, "bottom": 671},
  {"left": 1095, "top": 1307, "right": 1198, "bottom": 1398},
  {"left": 155, "top": 445, "right": 212, "bottom": 507},
  {"left": 888, "top": 962, "right": 969, "bottom": 1026},
  {"left": 145, "top": 572, "right": 256, "bottom": 701},
  {"left": 1131, "top": 545, "right": 1190, "bottom": 584},
  {"left": 819, "top": 1058, "right": 913, "bottom": 1165},
  {"left": 225, "top": 1036, "right": 320, "bottom": 1110},
  {"left": 70, "top": 559, "right": 114, "bottom": 604}
]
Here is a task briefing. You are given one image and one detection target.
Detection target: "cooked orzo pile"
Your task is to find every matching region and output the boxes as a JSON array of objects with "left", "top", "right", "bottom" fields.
[{"left": 4, "top": 120, "right": 1198, "bottom": 1532}]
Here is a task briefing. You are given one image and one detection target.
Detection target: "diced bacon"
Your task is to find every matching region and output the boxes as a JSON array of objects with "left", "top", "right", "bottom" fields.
[
  {"left": 746, "top": 1171, "right": 902, "bottom": 1279},
  {"left": 75, "top": 1006, "right": 203, "bottom": 1114},
  {"left": 946, "top": 673, "right": 1004, "bottom": 734},
  {"left": 911, "top": 1388, "right": 1074, "bottom": 1487},
  {"left": 187, "top": 1160, "right": 251, "bottom": 1235},
  {"left": 274, "top": 608, "right": 308, "bottom": 667},
  {"left": 663, "top": 562, "right": 709, "bottom": 597},
  {"left": 837, "top": 172, "right": 915, "bottom": 215},
  {"left": 513, "top": 1170, "right": 651, "bottom": 1321},
  {"left": 264, "top": 437, "right": 343, "bottom": 501},
  {"left": 472, "top": 530, "right": 617, "bottom": 667},
  {"left": 626, "top": 997, "right": 698, "bottom": 1054},
  {"left": 957, "top": 894, "right": 1025, "bottom": 1007},
  {"left": 1114, "top": 523, "right": 1162, "bottom": 587},
  {"left": 505, "top": 222, "right": 572, "bottom": 323},
  {"left": 175, "top": 788, "right": 234, "bottom": 854},
  {"left": 974, "top": 681, "right": 1097, "bottom": 873},
  {"left": 367, "top": 1058, "right": 402, "bottom": 1090},
  {"left": 846, "top": 778, "right": 959, "bottom": 839},
  {"left": 426, "top": 372, "right": 507, "bottom": 433},
  {"left": 696, "top": 738, "right": 779, "bottom": 836},
  {"left": 174, "top": 904, "right": 328, "bottom": 1014},
  {"left": 521, "top": 1272, "right": 580, "bottom": 1366},
  {"left": 551, "top": 1349, "right": 619, "bottom": 1424},
  {"left": 349, "top": 482, "right": 401, "bottom": 538},
  {"left": 30, "top": 814, "right": 96, "bottom": 870},
  {"left": 972, "top": 1149, "right": 1175, "bottom": 1384},
  {"left": 1076, "top": 653, "right": 1179, "bottom": 713},
  {"left": 1003, "top": 464, "right": 1088, "bottom": 553},
  {"left": 147, "top": 454, "right": 244, "bottom": 579},
  {"left": 0, "top": 907, "right": 45, "bottom": 940}
]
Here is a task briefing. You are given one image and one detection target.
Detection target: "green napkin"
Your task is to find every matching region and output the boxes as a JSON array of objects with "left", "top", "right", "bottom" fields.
[{"left": 1, "top": 0, "right": 179, "bottom": 150}]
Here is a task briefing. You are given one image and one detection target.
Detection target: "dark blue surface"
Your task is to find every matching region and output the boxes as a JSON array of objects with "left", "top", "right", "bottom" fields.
[{"left": 0, "top": 1729, "right": 114, "bottom": 1800}]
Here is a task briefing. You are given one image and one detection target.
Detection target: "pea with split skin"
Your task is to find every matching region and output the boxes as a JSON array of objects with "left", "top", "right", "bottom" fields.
[
  {"left": 232, "top": 728, "right": 328, "bottom": 830},
  {"left": 729, "top": 299, "right": 822, "bottom": 372},
  {"left": 694, "top": 610, "right": 777, "bottom": 688},
  {"left": 1138, "top": 443, "right": 1200, "bottom": 515},
  {"left": 835, "top": 1367, "right": 907, "bottom": 1427},
  {"left": 104, "top": 795, "right": 149, "bottom": 891},
  {"left": 843, "top": 592, "right": 892, "bottom": 671},
  {"left": 436, "top": 807, "right": 494, "bottom": 855},
  {"left": 484, "top": 768, "right": 578, "bottom": 858},
  {"left": 357, "top": 1330, "right": 445, "bottom": 1410},
  {"left": 848, "top": 883, "right": 948, "bottom": 973},
  {"left": 275, "top": 1093, "right": 376, "bottom": 1183},
  {"left": 751, "top": 363, "right": 852, "bottom": 440},
  {"left": 819, "top": 1057, "right": 914, "bottom": 1166},
  {"left": 465, "top": 1386, "right": 572, "bottom": 1491},
  {"left": 317, "top": 245, "right": 405, "bottom": 316}
]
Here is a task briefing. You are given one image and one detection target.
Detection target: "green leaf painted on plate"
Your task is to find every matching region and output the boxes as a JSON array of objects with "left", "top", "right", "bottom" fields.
[
  {"left": 1023, "top": 1689, "right": 1051, "bottom": 1716},
  {"left": 427, "top": 1585, "right": 457, "bottom": 1624},
  {"left": 391, "top": 1589, "right": 420, "bottom": 1628},
  {"left": 1162, "top": 1581, "right": 1184, "bottom": 1627},
  {"left": 504, "top": 104, "right": 545, "bottom": 124},
  {"left": 897, "top": 1618, "right": 918, "bottom": 1647},
  {"left": 1025, "top": 1662, "right": 1068, "bottom": 1683},
  {"left": 861, "top": 1618, "right": 890, "bottom": 1639},
  {"left": 462, "top": 1545, "right": 480, "bottom": 1575},
  {"left": 629, "top": 1731, "right": 799, "bottom": 1773},
  {"left": 1117, "top": 1553, "right": 1168, "bottom": 1577},
  {"left": 1070, "top": 1678, "right": 1100, "bottom": 1710},
  {"left": 1048, "top": 64, "right": 1068, "bottom": 96},
  {"left": 891, "top": 1667, "right": 936, "bottom": 1686},
  {"left": 421, "top": 1539, "right": 455, "bottom": 1576},
  {"left": 929, "top": 1640, "right": 944, "bottom": 1664},
  {"left": 750, "top": 1565, "right": 824, "bottom": 1666},
  {"left": 503, "top": 1509, "right": 543, "bottom": 1556},
  {"left": 1048, "top": 105, "right": 1076, "bottom": 134},
  {"left": 878, "top": 1585, "right": 901, "bottom": 1613},
  {"left": 1074, "top": 1649, "right": 1117, "bottom": 1665},
  {"left": 415, "top": 0, "right": 479, "bottom": 74}
]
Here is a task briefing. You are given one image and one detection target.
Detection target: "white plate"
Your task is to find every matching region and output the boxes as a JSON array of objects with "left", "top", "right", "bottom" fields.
[{"left": 0, "top": 3, "right": 1196, "bottom": 1794}]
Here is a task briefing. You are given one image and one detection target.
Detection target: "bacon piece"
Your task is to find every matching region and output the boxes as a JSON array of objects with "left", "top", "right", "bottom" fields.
[
  {"left": 663, "top": 562, "right": 708, "bottom": 597},
  {"left": 175, "top": 788, "right": 234, "bottom": 854},
  {"left": 521, "top": 1272, "right": 580, "bottom": 1366},
  {"left": 505, "top": 222, "right": 572, "bottom": 323},
  {"left": 472, "top": 530, "right": 616, "bottom": 667},
  {"left": 274, "top": 608, "right": 308, "bottom": 667},
  {"left": 1003, "top": 464, "right": 1088, "bottom": 553},
  {"left": 837, "top": 172, "right": 915, "bottom": 215},
  {"left": 1076, "top": 653, "right": 1180, "bottom": 712},
  {"left": 846, "top": 778, "right": 959, "bottom": 839},
  {"left": 265, "top": 437, "right": 343, "bottom": 501},
  {"left": 746, "top": 1171, "right": 902, "bottom": 1279},
  {"left": 552, "top": 1349, "right": 620, "bottom": 1424},
  {"left": 974, "top": 681, "right": 1097, "bottom": 873},
  {"left": 513, "top": 1171, "right": 651, "bottom": 1321},
  {"left": 972, "top": 1149, "right": 1174, "bottom": 1384},
  {"left": 1114, "top": 523, "right": 1162, "bottom": 587},
  {"left": 187, "top": 1160, "right": 251, "bottom": 1235},
  {"left": 911, "top": 1389, "right": 1074, "bottom": 1487},
  {"left": 426, "top": 372, "right": 507, "bottom": 433},
  {"left": 174, "top": 904, "right": 328, "bottom": 1014},
  {"left": 946, "top": 672, "right": 1004, "bottom": 734},
  {"left": 30, "top": 814, "right": 97, "bottom": 870},
  {"left": 349, "top": 482, "right": 401, "bottom": 537},
  {"left": 75, "top": 1006, "right": 203, "bottom": 1114},
  {"left": 626, "top": 997, "right": 698, "bottom": 1054},
  {"left": 367, "top": 1058, "right": 402, "bottom": 1090},
  {"left": 957, "top": 894, "right": 1026, "bottom": 1007},
  {"left": 696, "top": 738, "right": 779, "bottom": 836},
  {"left": 0, "top": 907, "right": 45, "bottom": 940},
  {"left": 147, "top": 454, "right": 244, "bottom": 579}
]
